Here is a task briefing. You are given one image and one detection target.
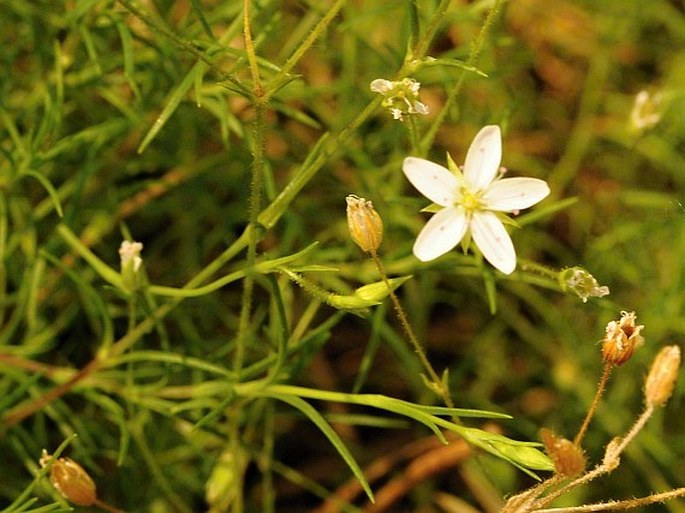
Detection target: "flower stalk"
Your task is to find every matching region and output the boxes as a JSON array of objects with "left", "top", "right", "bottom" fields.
[{"left": 346, "top": 195, "right": 454, "bottom": 408}]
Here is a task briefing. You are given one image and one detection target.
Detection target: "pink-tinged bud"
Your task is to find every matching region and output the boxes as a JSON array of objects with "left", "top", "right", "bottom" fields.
[
  {"left": 644, "top": 345, "right": 681, "bottom": 408},
  {"left": 39, "top": 450, "right": 97, "bottom": 506},
  {"left": 346, "top": 195, "right": 383, "bottom": 253},
  {"left": 602, "top": 311, "right": 644, "bottom": 366}
]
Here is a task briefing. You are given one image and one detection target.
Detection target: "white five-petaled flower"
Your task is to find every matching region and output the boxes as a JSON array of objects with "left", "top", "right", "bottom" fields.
[
  {"left": 402, "top": 125, "right": 550, "bottom": 274},
  {"left": 370, "top": 78, "right": 429, "bottom": 121}
]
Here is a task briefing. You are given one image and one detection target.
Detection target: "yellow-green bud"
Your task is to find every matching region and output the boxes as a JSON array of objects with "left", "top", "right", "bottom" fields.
[
  {"left": 346, "top": 195, "right": 383, "bottom": 253},
  {"left": 119, "top": 240, "right": 144, "bottom": 292},
  {"left": 644, "top": 345, "right": 681, "bottom": 408}
]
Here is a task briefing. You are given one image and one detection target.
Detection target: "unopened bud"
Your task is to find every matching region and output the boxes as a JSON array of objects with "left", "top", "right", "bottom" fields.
[
  {"left": 540, "top": 429, "right": 586, "bottom": 477},
  {"left": 602, "top": 311, "right": 644, "bottom": 366},
  {"left": 644, "top": 345, "right": 681, "bottom": 408},
  {"left": 119, "top": 240, "right": 144, "bottom": 292},
  {"left": 39, "top": 450, "right": 97, "bottom": 506},
  {"left": 346, "top": 195, "right": 383, "bottom": 253}
]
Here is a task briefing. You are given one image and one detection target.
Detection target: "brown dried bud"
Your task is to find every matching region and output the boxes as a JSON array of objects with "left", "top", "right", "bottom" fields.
[
  {"left": 39, "top": 450, "right": 97, "bottom": 506},
  {"left": 346, "top": 195, "right": 383, "bottom": 253},
  {"left": 602, "top": 311, "right": 644, "bottom": 365},
  {"left": 540, "top": 429, "right": 586, "bottom": 477},
  {"left": 644, "top": 345, "right": 681, "bottom": 408}
]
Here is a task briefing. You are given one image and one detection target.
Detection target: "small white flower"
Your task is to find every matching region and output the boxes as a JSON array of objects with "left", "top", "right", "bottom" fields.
[
  {"left": 630, "top": 90, "right": 662, "bottom": 131},
  {"left": 402, "top": 125, "right": 550, "bottom": 274},
  {"left": 119, "top": 240, "right": 143, "bottom": 272},
  {"left": 370, "top": 78, "right": 429, "bottom": 121},
  {"left": 369, "top": 79, "right": 393, "bottom": 94}
]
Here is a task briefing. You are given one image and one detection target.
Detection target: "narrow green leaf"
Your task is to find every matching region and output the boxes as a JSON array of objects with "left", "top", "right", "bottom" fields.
[
  {"left": 137, "top": 66, "right": 198, "bottom": 153},
  {"left": 55, "top": 224, "right": 124, "bottom": 290},
  {"left": 190, "top": 0, "right": 217, "bottom": 41},
  {"left": 517, "top": 196, "right": 578, "bottom": 226},
  {"left": 270, "top": 394, "right": 375, "bottom": 503},
  {"left": 420, "top": 57, "right": 488, "bottom": 77},
  {"left": 115, "top": 19, "right": 142, "bottom": 100},
  {"left": 20, "top": 171, "right": 63, "bottom": 218}
]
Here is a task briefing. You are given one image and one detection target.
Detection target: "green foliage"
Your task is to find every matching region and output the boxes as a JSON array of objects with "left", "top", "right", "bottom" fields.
[{"left": 2, "top": 0, "right": 685, "bottom": 512}]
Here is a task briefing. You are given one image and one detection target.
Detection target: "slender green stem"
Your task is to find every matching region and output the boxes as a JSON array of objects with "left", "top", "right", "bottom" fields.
[
  {"left": 235, "top": 1, "right": 267, "bottom": 375},
  {"left": 0, "top": 193, "right": 7, "bottom": 327},
  {"left": 370, "top": 250, "right": 454, "bottom": 408},
  {"left": 519, "top": 259, "right": 560, "bottom": 281},
  {"left": 574, "top": 363, "right": 612, "bottom": 447},
  {"left": 264, "top": 0, "right": 348, "bottom": 102},
  {"left": 228, "top": 409, "right": 245, "bottom": 513},
  {"left": 115, "top": 0, "right": 245, "bottom": 93},
  {"left": 243, "top": 0, "right": 263, "bottom": 98},
  {"left": 411, "top": 0, "right": 451, "bottom": 60},
  {"left": 420, "top": 0, "right": 503, "bottom": 154},
  {"left": 407, "top": 116, "right": 420, "bottom": 155},
  {"left": 613, "top": 405, "right": 654, "bottom": 455},
  {"left": 127, "top": 296, "right": 136, "bottom": 333}
]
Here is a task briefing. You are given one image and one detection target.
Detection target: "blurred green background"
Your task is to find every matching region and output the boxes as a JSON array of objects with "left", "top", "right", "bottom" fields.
[{"left": 1, "top": 0, "right": 684, "bottom": 512}]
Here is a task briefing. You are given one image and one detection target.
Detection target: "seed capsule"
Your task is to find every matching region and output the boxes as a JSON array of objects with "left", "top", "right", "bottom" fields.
[
  {"left": 602, "top": 311, "right": 644, "bottom": 366},
  {"left": 39, "top": 450, "right": 97, "bottom": 506},
  {"left": 540, "top": 429, "right": 586, "bottom": 477},
  {"left": 346, "top": 195, "right": 383, "bottom": 253}
]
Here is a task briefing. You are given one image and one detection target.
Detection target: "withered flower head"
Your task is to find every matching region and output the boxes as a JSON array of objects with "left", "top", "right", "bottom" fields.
[
  {"left": 346, "top": 195, "right": 383, "bottom": 253},
  {"left": 540, "top": 429, "right": 586, "bottom": 477},
  {"left": 602, "top": 311, "right": 644, "bottom": 366},
  {"left": 644, "top": 345, "right": 681, "bottom": 408},
  {"left": 39, "top": 450, "right": 97, "bottom": 506}
]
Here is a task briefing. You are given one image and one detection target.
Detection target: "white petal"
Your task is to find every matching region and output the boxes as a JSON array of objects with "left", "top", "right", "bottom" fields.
[
  {"left": 412, "top": 100, "right": 429, "bottom": 115},
  {"left": 482, "top": 177, "right": 550, "bottom": 212},
  {"left": 470, "top": 211, "right": 516, "bottom": 274},
  {"left": 413, "top": 207, "right": 467, "bottom": 262},
  {"left": 403, "top": 157, "right": 459, "bottom": 207},
  {"left": 463, "top": 125, "right": 502, "bottom": 192},
  {"left": 370, "top": 79, "right": 393, "bottom": 93}
]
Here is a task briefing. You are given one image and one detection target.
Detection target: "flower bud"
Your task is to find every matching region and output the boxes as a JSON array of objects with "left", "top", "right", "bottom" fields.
[
  {"left": 327, "top": 276, "right": 412, "bottom": 310},
  {"left": 644, "top": 345, "right": 681, "bottom": 408},
  {"left": 39, "top": 450, "right": 97, "bottom": 506},
  {"left": 540, "top": 429, "right": 586, "bottom": 477},
  {"left": 602, "top": 311, "right": 644, "bottom": 366},
  {"left": 119, "top": 240, "right": 144, "bottom": 292},
  {"left": 346, "top": 195, "right": 383, "bottom": 253}
]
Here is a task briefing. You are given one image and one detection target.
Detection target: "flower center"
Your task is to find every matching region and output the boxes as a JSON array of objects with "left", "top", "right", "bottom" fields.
[{"left": 460, "top": 189, "right": 482, "bottom": 212}]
